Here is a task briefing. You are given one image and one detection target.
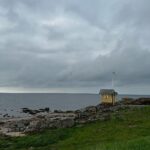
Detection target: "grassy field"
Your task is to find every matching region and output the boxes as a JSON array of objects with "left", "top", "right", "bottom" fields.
[{"left": 0, "top": 106, "right": 150, "bottom": 150}]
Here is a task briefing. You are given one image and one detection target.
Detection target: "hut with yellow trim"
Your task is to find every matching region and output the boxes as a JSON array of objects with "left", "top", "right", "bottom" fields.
[{"left": 99, "top": 89, "right": 118, "bottom": 105}]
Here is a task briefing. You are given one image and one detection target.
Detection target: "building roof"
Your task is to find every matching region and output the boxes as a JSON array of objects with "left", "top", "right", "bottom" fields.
[{"left": 99, "top": 89, "right": 118, "bottom": 95}]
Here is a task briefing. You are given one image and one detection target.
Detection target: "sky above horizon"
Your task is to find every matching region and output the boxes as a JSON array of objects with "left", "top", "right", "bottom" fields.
[{"left": 0, "top": 0, "right": 150, "bottom": 94}]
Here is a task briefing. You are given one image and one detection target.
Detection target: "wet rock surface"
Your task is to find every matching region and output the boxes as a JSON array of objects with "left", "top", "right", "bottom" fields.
[{"left": 22, "top": 107, "right": 50, "bottom": 115}]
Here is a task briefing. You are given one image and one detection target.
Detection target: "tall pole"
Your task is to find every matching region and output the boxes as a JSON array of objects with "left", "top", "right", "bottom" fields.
[{"left": 112, "top": 72, "right": 116, "bottom": 89}]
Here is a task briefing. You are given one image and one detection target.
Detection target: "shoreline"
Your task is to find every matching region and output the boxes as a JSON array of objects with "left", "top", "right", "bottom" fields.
[
  {"left": 0, "top": 94, "right": 150, "bottom": 119},
  {"left": 0, "top": 97, "right": 150, "bottom": 137}
]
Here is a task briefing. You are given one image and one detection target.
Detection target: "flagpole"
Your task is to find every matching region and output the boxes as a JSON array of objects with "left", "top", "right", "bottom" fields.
[{"left": 112, "top": 72, "right": 116, "bottom": 89}]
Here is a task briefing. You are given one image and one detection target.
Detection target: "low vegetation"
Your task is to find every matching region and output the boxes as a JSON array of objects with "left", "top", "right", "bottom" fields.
[{"left": 0, "top": 106, "right": 150, "bottom": 150}]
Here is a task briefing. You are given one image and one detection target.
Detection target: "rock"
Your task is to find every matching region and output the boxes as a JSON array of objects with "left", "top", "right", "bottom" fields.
[
  {"left": 0, "top": 122, "right": 4, "bottom": 125},
  {"left": 4, "top": 119, "right": 30, "bottom": 132},
  {"left": 39, "top": 107, "right": 50, "bottom": 113},
  {"left": 65, "top": 110, "right": 74, "bottom": 113},
  {"left": 3, "top": 114, "right": 10, "bottom": 118},
  {"left": 22, "top": 108, "right": 30, "bottom": 113},
  {"left": 120, "top": 98, "right": 135, "bottom": 105},
  {"left": 22, "top": 107, "right": 50, "bottom": 115},
  {"left": 132, "top": 98, "right": 150, "bottom": 105},
  {"left": 85, "top": 106, "right": 97, "bottom": 114},
  {"left": 61, "top": 118, "right": 74, "bottom": 128},
  {"left": 25, "top": 120, "right": 42, "bottom": 132},
  {"left": 120, "top": 97, "right": 150, "bottom": 105},
  {"left": 54, "top": 110, "right": 63, "bottom": 113}
]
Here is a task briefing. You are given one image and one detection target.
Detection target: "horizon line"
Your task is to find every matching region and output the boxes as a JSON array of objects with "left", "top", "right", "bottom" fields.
[{"left": 0, "top": 92, "right": 149, "bottom": 96}]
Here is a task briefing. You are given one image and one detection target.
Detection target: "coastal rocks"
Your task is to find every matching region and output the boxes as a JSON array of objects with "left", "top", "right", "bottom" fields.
[
  {"left": 75, "top": 106, "right": 97, "bottom": 123},
  {"left": 3, "top": 114, "right": 10, "bottom": 118},
  {"left": 22, "top": 107, "right": 50, "bottom": 115},
  {"left": 25, "top": 115, "right": 75, "bottom": 132},
  {"left": 75, "top": 104, "right": 131, "bottom": 124},
  {"left": 1, "top": 97, "right": 150, "bottom": 137},
  {"left": 44, "top": 113, "right": 75, "bottom": 129},
  {"left": 131, "top": 98, "right": 150, "bottom": 105},
  {"left": 4, "top": 119, "right": 30, "bottom": 132},
  {"left": 25, "top": 120, "right": 44, "bottom": 132},
  {"left": 53, "top": 110, "right": 63, "bottom": 113},
  {"left": 121, "top": 98, "right": 150, "bottom": 105},
  {"left": 0, "top": 113, "right": 76, "bottom": 135},
  {"left": 0, "top": 103, "right": 138, "bottom": 137}
]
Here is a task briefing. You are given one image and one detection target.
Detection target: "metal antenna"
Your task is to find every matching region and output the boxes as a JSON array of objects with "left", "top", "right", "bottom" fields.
[{"left": 112, "top": 72, "right": 116, "bottom": 89}]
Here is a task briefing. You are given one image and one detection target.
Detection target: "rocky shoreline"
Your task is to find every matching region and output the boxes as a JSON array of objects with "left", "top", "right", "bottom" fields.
[{"left": 0, "top": 98, "right": 150, "bottom": 137}]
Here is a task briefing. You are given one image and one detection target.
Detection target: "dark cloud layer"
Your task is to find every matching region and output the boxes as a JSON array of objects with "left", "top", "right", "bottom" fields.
[{"left": 0, "top": 0, "right": 150, "bottom": 94}]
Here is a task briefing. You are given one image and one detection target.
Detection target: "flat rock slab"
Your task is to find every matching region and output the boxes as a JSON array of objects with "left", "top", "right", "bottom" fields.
[
  {"left": 0, "top": 127, "right": 25, "bottom": 137},
  {"left": 0, "top": 112, "right": 76, "bottom": 137}
]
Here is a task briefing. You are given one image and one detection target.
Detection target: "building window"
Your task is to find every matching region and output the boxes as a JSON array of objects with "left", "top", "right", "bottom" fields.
[{"left": 104, "top": 95, "right": 109, "bottom": 99}]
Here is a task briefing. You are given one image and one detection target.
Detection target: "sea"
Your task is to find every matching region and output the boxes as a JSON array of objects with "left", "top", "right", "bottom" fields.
[{"left": 0, "top": 93, "right": 149, "bottom": 118}]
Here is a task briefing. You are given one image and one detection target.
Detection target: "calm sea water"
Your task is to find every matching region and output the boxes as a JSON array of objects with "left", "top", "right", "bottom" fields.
[{"left": 0, "top": 93, "right": 149, "bottom": 118}]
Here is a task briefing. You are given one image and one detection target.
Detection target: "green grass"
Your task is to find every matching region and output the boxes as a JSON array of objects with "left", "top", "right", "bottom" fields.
[{"left": 0, "top": 107, "right": 150, "bottom": 150}]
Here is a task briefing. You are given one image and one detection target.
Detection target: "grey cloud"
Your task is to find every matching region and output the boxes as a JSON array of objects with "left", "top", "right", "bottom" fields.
[{"left": 0, "top": 0, "right": 150, "bottom": 94}]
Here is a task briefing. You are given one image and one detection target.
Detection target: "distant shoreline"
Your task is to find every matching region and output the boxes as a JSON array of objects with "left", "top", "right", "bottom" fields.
[{"left": 0, "top": 92, "right": 150, "bottom": 96}]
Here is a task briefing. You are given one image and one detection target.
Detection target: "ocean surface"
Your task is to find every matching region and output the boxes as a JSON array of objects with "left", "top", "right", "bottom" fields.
[{"left": 0, "top": 93, "right": 149, "bottom": 118}]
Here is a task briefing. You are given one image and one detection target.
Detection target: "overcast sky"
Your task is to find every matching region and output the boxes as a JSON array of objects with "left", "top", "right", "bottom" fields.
[{"left": 0, "top": 0, "right": 150, "bottom": 94}]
